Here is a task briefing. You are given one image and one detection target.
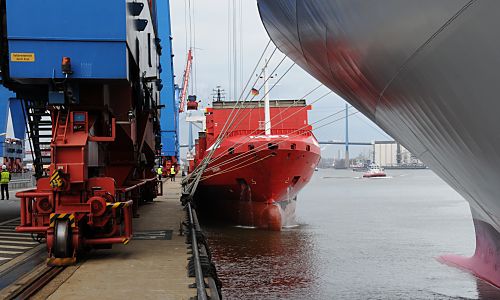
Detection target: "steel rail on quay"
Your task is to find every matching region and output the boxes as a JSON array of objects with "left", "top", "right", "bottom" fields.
[
  {"left": 3, "top": 266, "right": 65, "bottom": 300},
  {"left": 185, "top": 201, "right": 222, "bottom": 300}
]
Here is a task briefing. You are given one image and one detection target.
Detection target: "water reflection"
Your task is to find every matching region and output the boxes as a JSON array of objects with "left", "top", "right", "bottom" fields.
[
  {"left": 202, "top": 170, "right": 500, "bottom": 299},
  {"left": 476, "top": 279, "right": 500, "bottom": 300},
  {"left": 204, "top": 224, "right": 320, "bottom": 299}
]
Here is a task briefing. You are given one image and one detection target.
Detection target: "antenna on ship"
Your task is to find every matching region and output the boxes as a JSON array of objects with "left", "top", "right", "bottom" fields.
[
  {"left": 260, "top": 59, "right": 273, "bottom": 135},
  {"left": 212, "top": 86, "right": 226, "bottom": 102}
]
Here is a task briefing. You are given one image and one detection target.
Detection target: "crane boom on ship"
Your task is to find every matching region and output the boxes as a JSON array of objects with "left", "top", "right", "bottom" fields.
[{"left": 179, "top": 49, "right": 193, "bottom": 113}]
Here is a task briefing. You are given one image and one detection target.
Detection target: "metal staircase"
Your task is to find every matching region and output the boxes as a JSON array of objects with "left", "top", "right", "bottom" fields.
[{"left": 23, "top": 100, "right": 52, "bottom": 178}]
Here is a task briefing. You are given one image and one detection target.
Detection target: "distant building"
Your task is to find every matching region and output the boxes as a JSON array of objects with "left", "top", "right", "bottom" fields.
[
  {"left": 318, "top": 157, "right": 335, "bottom": 169},
  {"left": 373, "top": 141, "right": 425, "bottom": 168},
  {"left": 0, "top": 88, "right": 27, "bottom": 172},
  {"left": 2, "top": 138, "right": 24, "bottom": 172}
]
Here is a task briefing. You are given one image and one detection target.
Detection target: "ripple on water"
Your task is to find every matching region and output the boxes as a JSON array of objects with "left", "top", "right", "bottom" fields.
[{"left": 203, "top": 169, "right": 500, "bottom": 299}]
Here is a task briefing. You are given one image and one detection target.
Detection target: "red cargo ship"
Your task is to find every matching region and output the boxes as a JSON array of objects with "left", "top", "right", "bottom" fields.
[{"left": 192, "top": 99, "right": 321, "bottom": 230}]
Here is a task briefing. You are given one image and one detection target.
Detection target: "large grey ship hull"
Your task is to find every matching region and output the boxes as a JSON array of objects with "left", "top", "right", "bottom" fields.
[{"left": 257, "top": 0, "right": 500, "bottom": 286}]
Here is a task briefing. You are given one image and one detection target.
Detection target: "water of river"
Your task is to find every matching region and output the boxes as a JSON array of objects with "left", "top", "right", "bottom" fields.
[{"left": 202, "top": 169, "right": 500, "bottom": 299}]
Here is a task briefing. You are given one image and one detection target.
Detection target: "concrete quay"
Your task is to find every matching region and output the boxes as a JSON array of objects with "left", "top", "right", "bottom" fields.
[{"left": 37, "top": 180, "right": 197, "bottom": 300}]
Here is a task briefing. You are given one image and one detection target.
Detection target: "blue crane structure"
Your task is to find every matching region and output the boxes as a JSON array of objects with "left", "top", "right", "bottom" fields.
[
  {"left": 0, "top": 0, "right": 180, "bottom": 263},
  {"left": 157, "top": 0, "right": 180, "bottom": 166}
]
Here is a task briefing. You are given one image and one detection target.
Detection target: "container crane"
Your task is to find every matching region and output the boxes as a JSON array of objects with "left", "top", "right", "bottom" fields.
[{"left": 0, "top": 0, "right": 169, "bottom": 265}]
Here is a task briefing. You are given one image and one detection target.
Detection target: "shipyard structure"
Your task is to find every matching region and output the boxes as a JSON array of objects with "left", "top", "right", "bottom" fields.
[{"left": 0, "top": 0, "right": 179, "bottom": 263}]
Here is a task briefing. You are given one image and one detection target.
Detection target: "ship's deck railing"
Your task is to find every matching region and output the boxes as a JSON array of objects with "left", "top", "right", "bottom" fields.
[
  {"left": 212, "top": 99, "right": 307, "bottom": 109},
  {"left": 223, "top": 129, "right": 313, "bottom": 138}
]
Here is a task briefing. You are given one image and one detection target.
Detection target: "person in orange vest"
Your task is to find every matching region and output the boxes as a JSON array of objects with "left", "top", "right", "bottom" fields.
[
  {"left": 0, "top": 165, "right": 11, "bottom": 200},
  {"left": 170, "top": 166, "right": 176, "bottom": 182}
]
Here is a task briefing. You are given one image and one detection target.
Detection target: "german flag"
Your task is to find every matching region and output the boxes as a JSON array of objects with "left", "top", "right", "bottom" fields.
[{"left": 251, "top": 88, "right": 259, "bottom": 96}]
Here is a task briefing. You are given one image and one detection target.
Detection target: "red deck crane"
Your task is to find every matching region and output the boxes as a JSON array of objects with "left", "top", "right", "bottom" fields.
[{"left": 179, "top": 49, "right": 194, "bottom": 113}]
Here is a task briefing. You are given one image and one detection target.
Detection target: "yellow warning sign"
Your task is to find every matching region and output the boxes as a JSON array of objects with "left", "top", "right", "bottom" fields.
[
  {"left": 49, "top": 213, "right": 76, "bottom": 227},
  {"left": 50, "top": 170, "right": 63, "bottom": 188},
  {"left": 10, "top": 53, "right": 35, "bottom": 62}
]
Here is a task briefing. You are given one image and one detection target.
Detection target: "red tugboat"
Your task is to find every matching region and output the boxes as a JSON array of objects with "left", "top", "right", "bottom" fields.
[
  {"left": 193, "top": 97, "right": 321, "bottom": 230},
  {"left": 362, "top": 163, "right": 387, "bottom": 178}
]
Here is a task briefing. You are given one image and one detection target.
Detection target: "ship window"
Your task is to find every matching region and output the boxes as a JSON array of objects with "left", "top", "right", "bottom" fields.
[
  {"left": 268, "top": 143, "right": 278, "bottom": 150},
  {"left": 306, "top": 145, "right": 311, "bottom": 151},
  {"left": 291, "top": 143, "right": 296, "bottom": 150},
  {"left": 291, "top": 176, "right": 300, "bottom": 187},
  {"left": 228, "top": 147, "right": 234, "bottom": 154},
  {"left": 248, "top": 144, "right": 255, "bottom": 151}
]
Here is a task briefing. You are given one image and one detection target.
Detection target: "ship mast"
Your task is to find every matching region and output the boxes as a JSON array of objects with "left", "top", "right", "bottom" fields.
[{"left": 263, "top": 60, "right": 271, "bottom": 135}]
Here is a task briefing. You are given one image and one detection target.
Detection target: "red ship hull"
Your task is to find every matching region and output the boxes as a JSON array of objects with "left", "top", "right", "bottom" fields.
[
  {"left": 363, "top": 172, "right": 386, "bottom": 178},
  {"left": 192, "top": 100, "right": 320, "bottom": 230},
  {"left": 196, "top": 136, "right": 320, "bottom": 230}
]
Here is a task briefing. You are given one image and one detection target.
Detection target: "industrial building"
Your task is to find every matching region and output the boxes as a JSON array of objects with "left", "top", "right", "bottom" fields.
[{"left": 373, "top": 141, "right": 425, "bottom": 168}]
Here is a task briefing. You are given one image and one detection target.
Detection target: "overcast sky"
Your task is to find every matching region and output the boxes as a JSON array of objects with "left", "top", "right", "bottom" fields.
[{"left": 169, "top": 1, "right": 393, "bottom": 158}]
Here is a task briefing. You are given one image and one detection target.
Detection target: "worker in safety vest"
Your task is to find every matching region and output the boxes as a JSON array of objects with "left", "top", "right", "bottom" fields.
[
  {"left": 0, "top": 165, "right": 10, "bottom": 200},
  {"left": 157, "top": 166, "right": 163, "bottom": 181},
  {"left": 170, "top": 166, "right": 176, "bottom": 182}
]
